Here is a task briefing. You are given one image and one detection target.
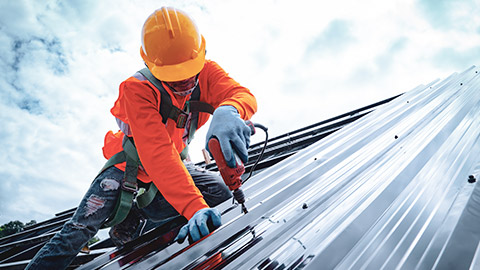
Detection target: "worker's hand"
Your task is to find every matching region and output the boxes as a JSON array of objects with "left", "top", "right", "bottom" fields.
[
  {"left": 206, "top": 105, "right": 251, "bottom": 168},
  {"left": 175, "top": 208, "right": 222, "bottom": 243}
]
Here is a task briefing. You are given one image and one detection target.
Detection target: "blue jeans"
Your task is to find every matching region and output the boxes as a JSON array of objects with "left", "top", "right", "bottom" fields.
[{"left": 26, "top": 162, "right": 231, "bottom": 270}]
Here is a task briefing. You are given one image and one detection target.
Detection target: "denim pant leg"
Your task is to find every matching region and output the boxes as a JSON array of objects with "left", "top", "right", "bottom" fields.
[
  {"left": 186, "top": 162, "right": 233, "bottom": 207},
  {"left": 26, "top": 167, "right": 124, "bottom": 270},
  {"left": 141, "top": 162, "right": 232, "bottom": 222}
]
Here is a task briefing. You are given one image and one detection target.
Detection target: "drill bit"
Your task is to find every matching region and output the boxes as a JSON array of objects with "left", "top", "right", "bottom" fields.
[{"left": 233, "top": 189, "right": 248, "bottom": 214}]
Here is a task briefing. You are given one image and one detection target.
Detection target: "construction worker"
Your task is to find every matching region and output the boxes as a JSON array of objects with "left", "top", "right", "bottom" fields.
[{"left": 26, "top": 7, "right": 256, "bottom": 269}]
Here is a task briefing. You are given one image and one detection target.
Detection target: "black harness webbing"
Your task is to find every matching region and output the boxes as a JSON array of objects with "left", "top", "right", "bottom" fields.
[
  {"left": 138, "top": 68, "right": 215, "bottom": 128},
  {"left": 99, "top": 68, "right": 214, "bottom": 228}
]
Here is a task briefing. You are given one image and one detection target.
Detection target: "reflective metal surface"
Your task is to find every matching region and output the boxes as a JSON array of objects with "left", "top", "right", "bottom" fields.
[
  {"left": 2, "top": 66, "right": 479, "bottom": 269},
  {"left": 2, "top": 75, "right": 388, "bottom": 269},
  {"left": 140, "top": 66, "right": 480, "bottom": 269}
]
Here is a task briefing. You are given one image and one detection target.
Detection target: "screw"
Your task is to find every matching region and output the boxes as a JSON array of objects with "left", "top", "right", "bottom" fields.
[
  {"left": 302, "top": 203, "right": 308, "bottom": 209},
  {"left": 394, "top": 135, "right": 399, "bottom": 139},
  {"left": 468, "top": 175, "right": 476, "bottom": 183}
]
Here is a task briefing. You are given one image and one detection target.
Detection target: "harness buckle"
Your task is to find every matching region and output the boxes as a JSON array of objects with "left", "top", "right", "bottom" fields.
[
  {"left": 176, "top": 112, "right": 188, "bottom": 129},
  {"left": 121, "top": 180, "right": 138, "bottom": 193}
]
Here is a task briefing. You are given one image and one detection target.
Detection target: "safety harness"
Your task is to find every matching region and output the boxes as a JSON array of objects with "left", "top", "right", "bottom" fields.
[{"left": 99, "top": 68, "right": 214, "bottom": 228}]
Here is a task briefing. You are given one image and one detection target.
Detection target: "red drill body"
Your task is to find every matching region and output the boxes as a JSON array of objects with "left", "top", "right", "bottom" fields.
[{"left": 208, "top": 137, "right": 248, "bottom": 214}]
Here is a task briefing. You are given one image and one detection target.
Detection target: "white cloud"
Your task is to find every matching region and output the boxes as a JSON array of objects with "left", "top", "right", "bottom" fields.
[{"left": 1, "top": 0, "right": 480, "bottom": 225}]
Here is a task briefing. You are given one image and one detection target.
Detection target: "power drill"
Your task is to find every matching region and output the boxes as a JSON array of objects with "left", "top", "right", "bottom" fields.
[{"left": 208, "top": 120, "right": 256, "bottom": 214}]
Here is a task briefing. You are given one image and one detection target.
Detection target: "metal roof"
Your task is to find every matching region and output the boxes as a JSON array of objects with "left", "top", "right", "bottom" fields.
[
  {"left": 1, "top": 65, "right": 480, "bottom": 269},
  {"left": 0, "top": 93, "right": 392, "bottom": 269}
]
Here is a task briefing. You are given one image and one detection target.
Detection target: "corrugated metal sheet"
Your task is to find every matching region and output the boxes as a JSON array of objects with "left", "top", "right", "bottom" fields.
[
  {"left": 1, "top": 87, "right": 395, "bottom": 269},
  {"left": 119, "top": 65, "right": 480, "bottom": 269},
  {"left": 2, "top": 66, "right": 479, "bottom": 269}
]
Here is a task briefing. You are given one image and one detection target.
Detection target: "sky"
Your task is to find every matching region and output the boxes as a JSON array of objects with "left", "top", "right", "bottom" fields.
[{"left": 1, "top": 0, "right": 479, "bottom": 226}]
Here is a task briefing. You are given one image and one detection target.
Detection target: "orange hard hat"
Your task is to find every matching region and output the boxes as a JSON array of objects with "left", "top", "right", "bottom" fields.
[{"left": 140, "top": 7, "right": 206, "bottom": 82}]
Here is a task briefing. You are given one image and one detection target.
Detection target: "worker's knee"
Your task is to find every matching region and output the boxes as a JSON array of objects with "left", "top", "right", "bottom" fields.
[
  {"left": 70, "top": 167, "right": 124, "bottom": 229},
  {"left": 204, "top": 181, "right": 232, "bottom": 207},
  {"left": 140, "top": 193, "right": 180, "bottom": 222},
  {"left": 186, "top": 163, "right": 232, "bottom": 206}
]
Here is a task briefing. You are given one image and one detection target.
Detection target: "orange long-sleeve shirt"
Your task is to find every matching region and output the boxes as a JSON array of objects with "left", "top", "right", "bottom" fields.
[{"left": 102, "top": 60, "right": 257, "bottom": 219}]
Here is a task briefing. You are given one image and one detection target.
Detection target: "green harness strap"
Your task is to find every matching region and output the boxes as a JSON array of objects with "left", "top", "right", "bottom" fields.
[
  {"left": 100, "top": 137, "right": 140, "bottom": 228},
  {"left": 135, "top": 181, "right": 158, "bottom": 209}
]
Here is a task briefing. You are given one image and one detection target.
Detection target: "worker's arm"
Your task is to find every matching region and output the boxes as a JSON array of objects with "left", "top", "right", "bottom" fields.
[
  {"left": 200, "top": 60, "right": 258, "bottom": 167},
  {"left": 121, "top": 79, "right": 209, "bottom": 220},
  {"left": 201, "top": 60, "right": 257, "bottom": 120}
]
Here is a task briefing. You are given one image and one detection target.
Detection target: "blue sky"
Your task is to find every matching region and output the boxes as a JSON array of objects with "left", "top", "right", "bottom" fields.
[{"left": 1, "top": 0, "right": 479, "bottom": 225}]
